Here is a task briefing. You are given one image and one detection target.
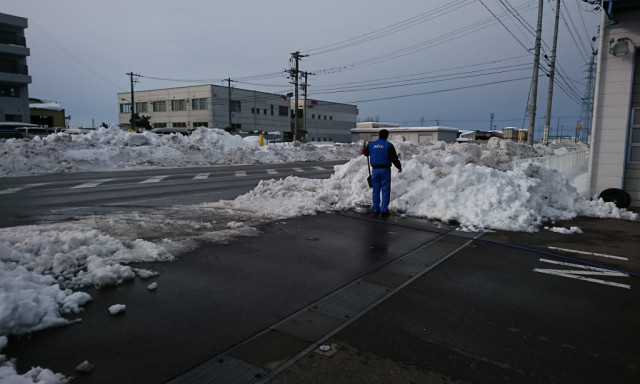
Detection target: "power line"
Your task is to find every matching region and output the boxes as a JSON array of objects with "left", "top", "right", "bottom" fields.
[{"left": 345, "top": 75, "right": 532, "bottom": 104}]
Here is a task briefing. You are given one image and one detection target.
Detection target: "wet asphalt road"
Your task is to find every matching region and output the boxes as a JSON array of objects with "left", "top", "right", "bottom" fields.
[{"left": 6, "top": 213, "right": 640, "bottom": 384}]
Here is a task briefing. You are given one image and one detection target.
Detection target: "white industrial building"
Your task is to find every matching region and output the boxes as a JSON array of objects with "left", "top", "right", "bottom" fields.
[
  {"left": 589, "top": 0, "right": 640, "bottom": 208},
  {"left": 118, "top": 85, "right": 358, "bottom": 142},
  {"left": 351, "top": 122, "right": 459, "bottom": 143}
]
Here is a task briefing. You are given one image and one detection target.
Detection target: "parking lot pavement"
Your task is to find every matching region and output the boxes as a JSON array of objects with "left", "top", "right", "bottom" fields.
[
  {"left": 6, "top": 213, "right": 639, "bottom": 384},
  {"left": 270, "top": 216, "right": 640, "bottom": 384}
]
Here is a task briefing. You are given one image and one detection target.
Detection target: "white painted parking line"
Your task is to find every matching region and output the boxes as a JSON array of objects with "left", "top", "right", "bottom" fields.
[
  {"left": 267, "top": 169, "right": 278, "bottom": 175},
  {"left": 0, "top": 183, "right": 49, "bottom": 194},
  {"left": 235, "top": 171, "right": 247, "bottom": 177},
  {"left": 533, "top": 258, "right": 630, "bottom": 289},
  {"left": 140, "top": 175, "right": 169, "bottom": 183},
  {"left": 194, "top": 173, "right": 210, "bottom": 180},
  {"left": 293, "top": 168, "right": 305, "bottom": 172},
  {"left": 548, "top": 246, "right": 628, "bottom": 261},
  {"left": 314, "top": 166, "right": 325, "bottom": 170},
  {"left": 71, "top": 179, "right": 115, "bottom": 189}
]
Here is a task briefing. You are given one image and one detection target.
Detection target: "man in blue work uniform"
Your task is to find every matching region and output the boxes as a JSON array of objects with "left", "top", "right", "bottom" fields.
[{"left": 364, "top": 129, "right": 402, "bottom": 216}]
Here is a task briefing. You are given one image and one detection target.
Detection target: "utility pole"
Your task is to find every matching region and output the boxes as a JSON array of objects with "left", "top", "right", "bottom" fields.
[
  {"left": 490, "top": 113, "right": 494, "bottom": 131},
  {"left": 301, "top": 71, "right": 315, "bottom": 142},
  {"left": 527, "top": 0, "right": 544, "bottom": 146},
  {"left": 226, "top": 78, "right": 236, "bottom": 132},
  {"left": 579, "top": 37, "right": 598, "bottom": 143},
  {"left": 543, "top": 0, "right": 561, "bottom": 146},
  {"left": 126, "top": 72, "right": 140, "bottom": 132},
  {"left": 287, "top": 51, "right": 308, "bottom": 141}
]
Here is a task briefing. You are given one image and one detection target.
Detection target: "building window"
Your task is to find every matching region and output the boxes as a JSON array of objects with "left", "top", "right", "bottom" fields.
[
  {"left": 312, "top": 114, "right": 315, "bottom": 119},
  {"left": 193, "top": 122, "right": 208, "bottom": 128},
  {"left": 136, "top": 102, "right": 148, "bottom": 113},
  {"left": 630, "top": 108, "right": 640, "bottom": 162},
  {"left": 153, "top": 122, "right": 167, "bottom": 128},
  {"left": 251, "top": 108, "right": 256, "bottom": 114},
  {"left": 120, "top": 103, "right": 131, "bottom": 113},
  {"left": 231, "top": 100, "right": 241, "bottom": 112},
  {"left": 172, "top": 122, "right": 187, "bottom": 128},
  {"left": 279, "top": 106, "right": 288, "bottom": 116},
  {"left": 5, "top": 114, "right": 22, "bottom": 122},
  {"left": 271, "top": 105, "right": 274, "bottom": 115},
  {"left": 171, "top": 99, "right": 186, "bottom": 111},
  {"left": 152, "top": 101, "right": 166, "bottom": 112},
  {"left": 0, "top": 83, "right": 20, "bottom": 97},
  {"left": 192, "top": 98, "right": 208, "bottom": 110}
]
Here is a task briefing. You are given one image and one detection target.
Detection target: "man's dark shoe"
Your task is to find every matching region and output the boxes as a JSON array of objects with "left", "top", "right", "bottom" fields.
[{"left": 381, "top": 211, "right": 390, "bottom": 217}]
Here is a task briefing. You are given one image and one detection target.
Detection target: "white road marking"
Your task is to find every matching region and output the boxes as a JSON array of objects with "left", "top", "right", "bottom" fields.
[
  {"left": 293, "top": 168, "right": 305, "bottom": 172},
  {"left": 140, "top": 175, "right": 169, "bottom": 183},
  {"left": 0, "top": 183, "right": 49, "bottom": 194},
  {"left": 548, "top": 246, "right": 628, "bottom": 261},
  {"left": 194, "top": 173, "right": 210, "bottom": 180},
  {"left": 267, "top": 169, "right": 278, "bottom": 175},
  {"left": 534, "top": 258, "right": 630, "bottom": 289},
  {"left": 71, "top": 179, "right": 115, "bottom": 189},
  {"left": 235, "top": 171, "right": 247, "bottom": 177},
  {"left": 314, "top": 166, "right": 325, "bottom": 170}
]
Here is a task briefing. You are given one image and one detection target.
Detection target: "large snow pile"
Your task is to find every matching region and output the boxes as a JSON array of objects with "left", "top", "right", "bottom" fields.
[
  {"left": 0, "top": 126, "right": 359, "bottom": 175},
  {"left": 0, "top": 127, "right": 636, "bottom": 382}
]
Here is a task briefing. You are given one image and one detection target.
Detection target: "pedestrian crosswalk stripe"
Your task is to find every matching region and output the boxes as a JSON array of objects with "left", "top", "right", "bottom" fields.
[
  {"left": 0, "top": 183, "right": 49, "bottom": 194},
  {"left": 194, "top": 173, "right": 210, "bottom": 180},
  {"left": 140, "top": 175, "right": 169, "bottom": 183},
  {"left": 71, "top": 179, "right": 115, "bottom": 189}
]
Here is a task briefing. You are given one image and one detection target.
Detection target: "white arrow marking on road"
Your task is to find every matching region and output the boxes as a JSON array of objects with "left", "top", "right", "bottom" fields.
[
  {"left": 71, "top": 179, "right": 115, "bottom": 189},
  {"left": 194, "top": 173, "right": 210, "bottom": 180},
  {"left": 235, "top": 171, "right": 247, "bottom": 177},
  {"left": 548, "top": 246, "right": 628, "bottom": 261},
  {"left": 534, "top": 258, "right": 630, "bottom": 289},
  {"left": 267, "top": 169, "right": 278, "bottom": 175},
  {"left": 293, "top": 168, "right": 305, "bottom": 172},
  {"left": 140, "top": 176, "right": 169, "bottom": 183}
]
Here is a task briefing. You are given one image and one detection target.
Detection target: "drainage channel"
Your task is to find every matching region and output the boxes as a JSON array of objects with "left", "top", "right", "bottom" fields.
[{"left": 168, "top": 223, "right": 482, "bottom": 384}]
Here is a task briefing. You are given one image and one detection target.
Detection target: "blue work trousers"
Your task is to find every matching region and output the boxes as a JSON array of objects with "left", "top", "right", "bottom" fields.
[{"left": 371, "top": 167, "right": 391, "bottom": 213}]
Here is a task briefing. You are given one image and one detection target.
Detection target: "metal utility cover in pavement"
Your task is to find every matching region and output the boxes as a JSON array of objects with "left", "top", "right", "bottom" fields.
[{"left": 310, "top": 281, "right": 390, "bottom": 319}]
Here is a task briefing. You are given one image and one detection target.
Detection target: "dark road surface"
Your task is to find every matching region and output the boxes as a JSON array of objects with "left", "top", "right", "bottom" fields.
[{"left": 6, "top": 213, "right": 640, "bottom": 384}]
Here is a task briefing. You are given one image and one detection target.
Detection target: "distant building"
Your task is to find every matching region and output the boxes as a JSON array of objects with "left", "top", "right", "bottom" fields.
[
  {"left": 351, "top": 123, "right": 458, "bottom": 144},
  {"left": 0, "top": 12, "right": 31, "bottom": 124},
  {"left": 589, "top": 1, "right": 640, "bottom": 208},
  {"left": 29, "top": 98, "right": 66, "bottom": 127},
  {"left": 296, "top": 98, "right": 359, "bottom": 142},
  {"left": 118, "top": 85, "right": 358, "bottom": 142}
]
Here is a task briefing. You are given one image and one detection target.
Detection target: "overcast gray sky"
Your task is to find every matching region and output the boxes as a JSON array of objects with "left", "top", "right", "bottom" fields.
[{"left": 2, "top": 0, "right": 601, "bottom": 135}]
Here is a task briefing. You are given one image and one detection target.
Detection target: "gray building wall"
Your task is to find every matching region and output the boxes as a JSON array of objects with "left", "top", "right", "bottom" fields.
[
  {"left": 0, "top": 12, "right": 31, "bottom": 123},
  {"left": 589, "top": 4, "right": 640, "bottom": 207},
  {"left": 299, "top": 99, "right": 359, "bottom": 143}
]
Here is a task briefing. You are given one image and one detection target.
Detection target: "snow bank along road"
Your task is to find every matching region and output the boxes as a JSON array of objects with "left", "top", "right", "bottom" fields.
[{"left": 0, "top": 160, "right": 346, "bottom": 228}]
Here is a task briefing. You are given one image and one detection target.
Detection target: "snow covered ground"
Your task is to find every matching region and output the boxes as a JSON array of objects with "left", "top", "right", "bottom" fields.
[{"left": 0, "top": 127, "right": 636, "bottom": 382}]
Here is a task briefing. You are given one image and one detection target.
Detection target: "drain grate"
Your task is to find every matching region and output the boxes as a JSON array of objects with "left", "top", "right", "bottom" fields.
[{"left": 167, "top": 356, "right": 268, "bottom": 384}]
